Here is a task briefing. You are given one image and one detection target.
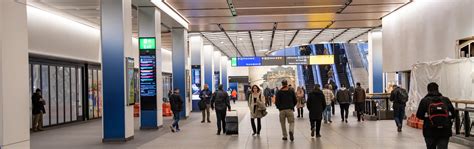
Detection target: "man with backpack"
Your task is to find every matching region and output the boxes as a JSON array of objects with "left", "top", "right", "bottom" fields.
[
  {"left": 389, "top": 85, "right": 408, "bottom": 132},
  {"left": 416, "top": 82, "right": 456, "bottom": 149}
]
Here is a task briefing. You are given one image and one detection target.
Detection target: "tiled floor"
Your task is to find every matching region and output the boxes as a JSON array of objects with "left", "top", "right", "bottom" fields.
[{"left": 31, "top": 101, "right": 470, "bottom": 149}]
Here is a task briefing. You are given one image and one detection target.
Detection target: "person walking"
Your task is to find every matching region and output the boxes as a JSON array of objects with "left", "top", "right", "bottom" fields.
[
  {"left": 169, "top": 88, "right": 183, "bottom": 132},
  {"left": 231, "top": 89, "right": 237, "bottom": 103},
  {"left": 248, "top": 85, "right": 266, "bottom": 136},
  {"left": 353, "top": 82, "right": 366, "bottom": 122},
  {"left": 275, "top": 80, "right": 297, "bottom": 141},
  {"left": 199, "top": 84, "right": 212, "bottom": 123},
  {"left": 32, "top": 88, "right": 46, "bottom": 132},
  {"left": 211, "top": 85, "right": 231, "bottom": 135},
  {"left": 336, "top": 85, "right": 351, "bottom": 123},
  {"left": 263, "top": 87, "right": 272, "bottom": 107},
  {"left": 322, "top": 84, "right": 335, "bottom": 123},
  {"left": 416, "top": 82, "right": 456, "bottom": 149},
  {"left": 307, "top": 84, "right": 326, "bottom": 137},
  {"left": 390, "top": 84, "right": 409, "bottom": 132},
  {"left": 296, "top": 87, "right": 306, "bottom": 118},
  {"left": 329, "top": 80, "right": 338, "bottom": 115}
]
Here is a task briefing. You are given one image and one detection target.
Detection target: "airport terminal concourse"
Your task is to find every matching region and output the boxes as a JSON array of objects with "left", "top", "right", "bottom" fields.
[{"left": 0, "top": 0, "right": 473, "bottom": 149}]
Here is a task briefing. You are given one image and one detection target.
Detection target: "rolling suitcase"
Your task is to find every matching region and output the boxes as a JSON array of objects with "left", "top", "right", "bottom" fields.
[{"left": 225, "top": 110, "right": 238, "bottom": 135}]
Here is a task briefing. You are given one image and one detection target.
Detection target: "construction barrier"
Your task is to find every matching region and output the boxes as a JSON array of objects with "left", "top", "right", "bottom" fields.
[
  {"left": 134, "top": 104, "right": 140, "bottom": 117},
  {"left": 163, "top": 102, "right": 172, "bottom": 117},
  {"left": 407, "top": 114, "right": 423, "bottom": 129}
]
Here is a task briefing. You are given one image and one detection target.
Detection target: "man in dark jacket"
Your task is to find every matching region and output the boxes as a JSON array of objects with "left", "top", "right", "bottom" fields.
[
  {"left": 211, "top": 84, "right": 231, "bottom": 135},
  {"left": 264, "top": 87, "right": 272, "bottom": 107},
  {"left": 307, "top": 84, "right": 326, "bottom": 138},
  {"left": 336, "top": 85, "right": 351, "bottom": 123},
  {"left": 32, "top": 88, "right": 46, "bottom": 131},
  {"left": 199, "top": 84, "right": 212, "bottom": 123},
  {"left": 353, "top": 82, "right": 366, "bottom": 122},
  {"left": 416, "top": 82, "right": 456, "bottom": 149},
  {"left": 169, "top": 88, "right": 183, "bottom": 132},
  {"left": 275, "top": 80, "right": 297, "bottom": 141},
  {"left": 390, "top": 84, "right": 408, "bottom": 132}
]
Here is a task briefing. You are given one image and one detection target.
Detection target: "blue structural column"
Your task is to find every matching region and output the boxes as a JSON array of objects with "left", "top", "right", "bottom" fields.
[
  {"left": 172, "top": 28, "right": 190, "bottom": 117},
  {"left": 189, "top": 35, "right": 203, "bottom": 111},
  {"left": 0, "top": 0, "right": 30, "bottom": 148},
  {"left": 220, "top": 56, "right": 229, "bottom": 90},
  {"left": 368, "top": 31, "right": 384, "bottom": 93},
  {"left": 203, "top": 45, "right": 215, "bottom": 92},
  {"left": 138, "top": 7, "right": 162, "bottom": 129},
  {"left": 101, "top": 0, "right": 134, "bottom": 142},
  {"left": 213, "top": 51, "right": 222, "bottom": 91}
]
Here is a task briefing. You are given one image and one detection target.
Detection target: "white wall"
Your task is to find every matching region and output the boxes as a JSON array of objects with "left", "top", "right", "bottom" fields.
[
  {"left": 228, "top": 63, "right": 249, "bottom": 77},
  {"left": 27, "top": 7, "right": 101, "bottom": 63},
  {"left": 162, "top": 49, "right": 173, "bottom": 73},
  {"left": 382, "top": 0, "right": 474, "bottom": 72}
]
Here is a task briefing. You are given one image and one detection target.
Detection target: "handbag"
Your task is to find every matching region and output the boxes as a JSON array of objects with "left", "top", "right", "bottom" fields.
[{"left": 257, "top": 94, "right": 267, "bottom": 117}]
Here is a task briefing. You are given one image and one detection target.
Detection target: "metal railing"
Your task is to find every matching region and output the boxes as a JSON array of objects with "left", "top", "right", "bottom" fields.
[{"left": 452, "top": 99, "right": 474, "bottom": 137}]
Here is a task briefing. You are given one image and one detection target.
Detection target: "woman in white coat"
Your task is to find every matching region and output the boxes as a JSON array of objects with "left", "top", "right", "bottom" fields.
[{"left": 249, "top": 85, "right": 266, "bottom": 136}]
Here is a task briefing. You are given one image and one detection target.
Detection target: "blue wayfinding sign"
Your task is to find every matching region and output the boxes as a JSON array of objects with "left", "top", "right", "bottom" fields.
[{"left": 236, "top": 57, "right": 262, "bottom": 66}]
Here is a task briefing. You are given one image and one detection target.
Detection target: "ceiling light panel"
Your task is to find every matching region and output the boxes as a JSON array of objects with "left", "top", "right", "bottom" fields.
[{"left": 270, "top": 30, "right": 297, "bottom": 51}]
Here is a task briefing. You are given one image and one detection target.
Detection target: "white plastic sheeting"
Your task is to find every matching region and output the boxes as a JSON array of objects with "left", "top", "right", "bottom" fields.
[{"left": 407, "top": 58, "right": 474, "bottom": 111}]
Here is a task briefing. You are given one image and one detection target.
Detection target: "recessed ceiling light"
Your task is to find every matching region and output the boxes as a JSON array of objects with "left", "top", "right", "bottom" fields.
[
  {"left": 358, "top": 40, "right": 363, "bottom": 42},
  {"left": 260, "top": 37, "right": 264, "bottom": 40},
  {"left": 239, "top": 38, "right": 242, "bottom": 40},
  {"left": 220, "top": 41, "right": 224, "bottom": 44},
  {"left": 259, "top": 49, "right": 269, "bottom": 51}
]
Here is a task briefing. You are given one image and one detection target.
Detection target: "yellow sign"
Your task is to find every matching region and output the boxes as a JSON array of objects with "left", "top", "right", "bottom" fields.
[{"left": 309, "top": 55, "right": 334, "bottom": 65}]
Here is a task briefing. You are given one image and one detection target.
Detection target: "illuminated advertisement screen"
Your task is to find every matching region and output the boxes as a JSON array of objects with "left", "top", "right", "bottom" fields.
[
  {"left": 139, "top": 50, "right": 157, "bottom": 110},
  {"left": 262, "top": 56, "right": 285, "bottom": 66},
  {"left": 126, "top": 57, "right": 135, "bottom": 105},
  {"left": 309, "top": 55, "right": 335, "bottom": 65},
  {"left": 191, "top": 65, "right": 201, "bottom": 95},
  {"left": 286, "top": 56, "right": 310, "bottom": 65}
]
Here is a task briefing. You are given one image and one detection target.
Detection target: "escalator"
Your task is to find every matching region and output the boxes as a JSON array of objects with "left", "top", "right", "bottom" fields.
[
  {"left": 299, "top": 45, "right": 316, "bottom": 91},
  {"left": 333, "top": 44, "right": 353, "bottom": 88},
  {"left": 314, "top": 44, "right": 330, "bottom": 86}
]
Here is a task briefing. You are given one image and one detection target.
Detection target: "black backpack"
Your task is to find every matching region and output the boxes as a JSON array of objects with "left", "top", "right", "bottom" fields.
[
  {"left": 398, "top": 88, "right": 409, "bottom": 103},
  {"left": 428, "top": 98, "right": 450, "bottom": 128}
]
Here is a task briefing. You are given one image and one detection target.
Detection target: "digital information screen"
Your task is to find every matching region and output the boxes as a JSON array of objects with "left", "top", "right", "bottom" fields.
[
  {"left": 139, "top": 37, "right": 157, "bottom": 110},
  {"left": 286, "top": 56, "right": 310, "bottom": 65},
  {"left": 262, "top": 56, "right": 285, "bottom": 66}
]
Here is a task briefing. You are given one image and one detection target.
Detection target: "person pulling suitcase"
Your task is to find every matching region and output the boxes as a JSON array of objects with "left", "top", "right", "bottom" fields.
[{"left": 211, "top": 84, "right": 231, "bottom": 135}]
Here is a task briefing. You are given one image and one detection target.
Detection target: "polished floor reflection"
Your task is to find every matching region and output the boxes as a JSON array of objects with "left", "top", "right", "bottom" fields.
[{"left": 31, "top": 101, "right": 469, "bottom": 149}]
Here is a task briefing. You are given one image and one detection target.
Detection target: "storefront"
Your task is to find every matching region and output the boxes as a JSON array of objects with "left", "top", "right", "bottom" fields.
[{"left": 29, "top": 57, "right": 103, "bottom": 128}]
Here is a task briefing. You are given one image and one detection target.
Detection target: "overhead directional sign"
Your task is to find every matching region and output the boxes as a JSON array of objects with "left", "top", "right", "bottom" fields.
[{"left": 231, "top": 55, "right": 334, "bottom": 67}]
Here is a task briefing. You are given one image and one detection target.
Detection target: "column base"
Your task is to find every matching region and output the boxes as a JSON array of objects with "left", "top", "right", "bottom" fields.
[
  {"left": 1, "top": 140, "right": 30, "bottom": 149},
  {"left": 102, "top": 136, "right": 134, "bottom": 143},
  {"left": 140, "top": 126, "right": 159, "bottom": 130}
]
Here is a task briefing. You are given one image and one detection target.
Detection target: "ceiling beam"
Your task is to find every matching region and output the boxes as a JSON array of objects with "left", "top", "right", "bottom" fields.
[
  {"left": 217, "top": 24, "right": 243, "bottom": 57},
  {"left": 269, "top": 23, "right": 278, "bottom": 52},
  {"left": 379, "top": 0, "right": 413, "bottom": 19},
  {"left": 249, "top": 31, "right": 257, "bottom": 56},
  {"left": 308, "top": 21, "right": 334, "bottom": 44},
  {"left": 287, "top": 30, "right": 300, "bottom": 47},
  {"left": 347, "top": 25, "right": 381, "bottom": 43},
  {"left": 200, "top": 33, "right": 231, "bottom": 58},
  {"left": 329, "top": 28, "right": 350, "bottom": 42},
  {"left": 337, "top": 0, "right": 353, "bottom": 14}
]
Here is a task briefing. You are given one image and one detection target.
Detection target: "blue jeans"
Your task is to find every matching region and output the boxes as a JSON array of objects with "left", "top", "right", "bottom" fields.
[
  {"left": 172, "top": 110, "right": 180, "bottom": 130},
  {"left": 323, "top": 105, "right": 332, "bottom": 122},
  {"left": 393, "top": 106, "right": 405, "bottom": 128}
]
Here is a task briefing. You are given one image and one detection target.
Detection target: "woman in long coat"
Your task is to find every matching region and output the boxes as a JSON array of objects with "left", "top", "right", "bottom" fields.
[
  {"left": 307, "top": 85, "right": 326, "bottom": 138},
  {"left": 248, "top": 85, "right": 266, "bottom": 135},
  {"left": 296, "top": 87, "right": 306, "bottom": 118}
]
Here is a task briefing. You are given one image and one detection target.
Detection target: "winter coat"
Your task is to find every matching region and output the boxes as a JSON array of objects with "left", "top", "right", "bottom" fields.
[
  {"left": 416, "top": 92, "right": 456, "bottom": 138},
  {"left": 353, "top": 87, "right": 366, "bottom": 103},
  {"left": 199, "top": 88, "right": 212, "bottom": 104},
  {"left": 296, "top": 89, "right": 305, "bottom": 108},
  {"left": 275, "top": 86, "right": 297, "bottom": 111},
  {"left": 263, "top": 88, "right": 272, "bottom": 97},
  {"left": 211, "top": 90, "right": 231, "bottom": 111},
  {"left": 307, "top": 90, "right": 326, "bottom": 120},
  {"left": 169, "top": 93, "right": 183, "bottom": 112},
  {"left": 336, "top": 88, "right": 352, "bottom": 104},
  {"left": 32, "top": 93, "right": 45, "bottom": 115},
  {"left": 249, "top": 93, "right": 265, "bottom": 118}
]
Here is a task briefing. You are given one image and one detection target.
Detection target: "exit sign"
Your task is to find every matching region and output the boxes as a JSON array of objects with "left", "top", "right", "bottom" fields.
[{"left": 139, "top": 37, "right": 156, "bottom": 50}]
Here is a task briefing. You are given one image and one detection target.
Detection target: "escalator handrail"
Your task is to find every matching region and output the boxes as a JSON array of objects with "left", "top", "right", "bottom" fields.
[
  {"left": 311, "top": 44, "right": 322, "bottom": 85},
  {"left": 341, "top": 44, "right": 355, "bottom": 87},
  {"left": 326, "top": 44, "right": 341, "bottom": 88}
]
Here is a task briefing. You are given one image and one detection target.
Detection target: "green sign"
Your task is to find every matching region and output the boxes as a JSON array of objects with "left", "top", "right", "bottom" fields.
[
  {"left": 139, "top": 37, "right": 156, "bottom": 50},
  {"left": 231, "top": 57, "right": 237, "bottom": 67}
]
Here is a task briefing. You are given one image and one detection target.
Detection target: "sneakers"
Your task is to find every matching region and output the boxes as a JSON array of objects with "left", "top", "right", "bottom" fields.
[
  {"left": 207, "top": 120, "right": 211, "bottom": 123},
  {"left": 282, "top": 137, "right": 288, "bottom": 141},
  {"left": 316, "top": 134, "right": 322, "bottom": 138},
  {"left": 328, "top": 120, "right": 332, "bottom": 123},
  {"left": 345, "top": 120, "right": 348, "bottom": 123},
  {"left": 311, "top": 129, "right": 315, "bottom": 137},
  {"left": 201, "top": 121, "right": 205, "bottom": 123},
  {"left": 289, "top": 132, "right": 294, "bottom": 141},
  {"left": 170, "top": 126, "right": 176, "bottom": 133},
  {"left": 397, "top": 127, "right": 402, "bottom": 132}
]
